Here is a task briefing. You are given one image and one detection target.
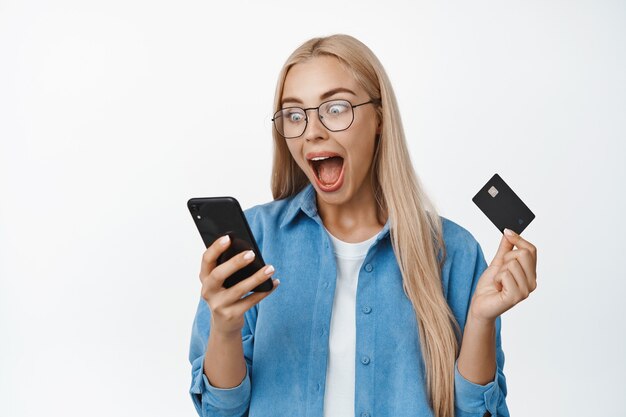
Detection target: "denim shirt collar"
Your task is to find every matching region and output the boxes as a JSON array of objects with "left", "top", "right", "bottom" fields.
[{"left": 279, "top": 183, "right": 391, "bottom": 243}]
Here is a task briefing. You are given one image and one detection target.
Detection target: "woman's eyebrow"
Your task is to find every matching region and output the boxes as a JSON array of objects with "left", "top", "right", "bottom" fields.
[
  {"left": 320, "top": 87, "right": 356, "bottom": 100},
  {"left": 281, "top": 96, "right": 303, "bottom": 106},
  {"left": 281, "top": 87, "right": 357, "bottom": 106}
]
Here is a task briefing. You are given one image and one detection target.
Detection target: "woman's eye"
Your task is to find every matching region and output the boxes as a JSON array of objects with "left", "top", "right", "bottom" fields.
[
  {"left": 288, "top": 112, "right": 304, "bottom": 122},
  {"left": 327, "top": 103, "right": 348, "bottom": 114}
]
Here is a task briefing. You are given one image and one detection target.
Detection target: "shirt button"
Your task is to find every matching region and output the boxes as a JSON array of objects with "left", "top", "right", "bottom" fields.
[
  {"left": 323, "top": 281, "right": 329, "bottom": 289},
  {"left": 362, "top": 306, "right": 372, "bottom": 314},
  {"left": 364, "top": 264, "right": 373, "bottom": 272},
  {"left": 361, "top": 412, "right": 371, "bottom": 417},
  {"left": 319, "top": 327, "right": 325, "bottom": 336},
  {"left": 361, "top": 356, "right": 370, "bottom": 365},
  {"left": 316, "top": 383, "right": 321, "bottom": 392}
]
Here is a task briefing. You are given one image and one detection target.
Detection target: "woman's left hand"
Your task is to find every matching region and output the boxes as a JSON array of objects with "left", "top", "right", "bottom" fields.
[{"left": 469, "top": 228, "right": 538, "bottom": 323}]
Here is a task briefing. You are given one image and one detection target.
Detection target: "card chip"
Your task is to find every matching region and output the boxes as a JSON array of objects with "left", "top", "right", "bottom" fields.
[{"left": 488, "top": 186, "right": 499, "bottom": 198}]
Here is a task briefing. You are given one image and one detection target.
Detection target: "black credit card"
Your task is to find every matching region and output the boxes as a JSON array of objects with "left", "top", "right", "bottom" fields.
[{"left": 472, "top": 173, "right": 535, "bottom": 234}]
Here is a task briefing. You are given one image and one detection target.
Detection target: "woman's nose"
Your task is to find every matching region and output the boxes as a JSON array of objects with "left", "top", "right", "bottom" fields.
[{"left": 303, "top": 110, "right": 328, "bottom": 142}]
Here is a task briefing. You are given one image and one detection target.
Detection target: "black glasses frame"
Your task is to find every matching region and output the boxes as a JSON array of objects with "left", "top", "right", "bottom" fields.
[{"left": 271, "top": 98, "right": 381, "bottom": 139}]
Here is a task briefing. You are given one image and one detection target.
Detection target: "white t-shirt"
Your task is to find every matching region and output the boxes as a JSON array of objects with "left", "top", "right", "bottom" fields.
[{"left": 323, "top": 229, "right": 379, "bottom": 417}]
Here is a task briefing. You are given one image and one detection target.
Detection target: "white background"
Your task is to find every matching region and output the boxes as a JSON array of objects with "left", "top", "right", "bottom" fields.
[{"left": 1, "top": 1, "right": 625, "bottom": 416}]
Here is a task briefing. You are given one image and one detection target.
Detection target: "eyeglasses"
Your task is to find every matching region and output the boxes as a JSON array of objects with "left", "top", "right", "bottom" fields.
[{"left": 272, "top": 99, "right": 380, "bottom": 139}]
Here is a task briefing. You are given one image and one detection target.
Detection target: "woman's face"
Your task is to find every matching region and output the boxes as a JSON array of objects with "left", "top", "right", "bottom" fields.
[{"left": 281, "top": 56, "right": 380, "bottom": 207}]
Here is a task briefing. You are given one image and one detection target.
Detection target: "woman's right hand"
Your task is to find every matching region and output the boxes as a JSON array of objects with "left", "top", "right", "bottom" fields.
[{"left": 199, "top": 234, "right": 279, "bottom": 337}]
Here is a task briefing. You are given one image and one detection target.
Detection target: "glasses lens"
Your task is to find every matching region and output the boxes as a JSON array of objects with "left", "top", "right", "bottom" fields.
[
  {"left": 274, "top": 107, "right": 306, "bottom": 138},
  {"left": 319, "top": 100, "right": 353, "bottom": 131}
]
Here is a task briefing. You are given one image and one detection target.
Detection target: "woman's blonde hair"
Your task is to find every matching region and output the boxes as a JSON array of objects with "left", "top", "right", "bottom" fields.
[{"left": 270, "top": 34, "right": 459, "bottom": 417}]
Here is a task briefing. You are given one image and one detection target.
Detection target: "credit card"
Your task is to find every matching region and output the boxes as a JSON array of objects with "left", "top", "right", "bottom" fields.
[{"left": 472, "top": 173, "right": 535, "bottom": 234}]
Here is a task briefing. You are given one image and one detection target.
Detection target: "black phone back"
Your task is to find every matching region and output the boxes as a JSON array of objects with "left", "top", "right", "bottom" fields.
[{"left": 187, "top": 197, "right": 273, "bottom": 292}]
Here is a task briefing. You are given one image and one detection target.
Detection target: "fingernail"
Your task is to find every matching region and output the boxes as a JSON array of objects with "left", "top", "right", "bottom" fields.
[
  {"left": 504, "top": 228, "right": 516, "bottom": 236},
  {"left": 274, "top": 279, "right": 280, "bottom": 286},
  {"left": 264, "top": 265, "right": 274, "bottom": 275},
  {"left": 243, "top": 250, "right": 255, "bottom": 260},
  {"left": 219, "top": 235, "right": 230, "bottom": 246}
]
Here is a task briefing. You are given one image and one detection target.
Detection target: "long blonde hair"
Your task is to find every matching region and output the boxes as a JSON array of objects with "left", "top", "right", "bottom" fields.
[{"left": 270, "top": 34, "right": 459, "bottom": 417}]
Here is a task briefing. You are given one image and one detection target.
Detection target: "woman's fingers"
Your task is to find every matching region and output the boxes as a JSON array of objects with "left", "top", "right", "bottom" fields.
[
  {"left": 503, "top": 230, "right": 537, "bottom": 268},
  {"left": 505, "top": 258, "right": 530, "bottom": 300},
  {"left": 491, "top": 233, "right": 514, "bottom": 267},
  {"left": 199, "top": 235, "right": 232, "bottom": 281},
  {"left": 230, "top": 279, "right": 280, "bottom": 317},
  {"left": 494, "top": 259, "right": 531, "bottom": 308},
  {"left": 507, "top": 232, "right": 537, "bottom": 258},
  {"left": 221, "top": 264, "right": 278, "bottom": 304},
  {"left": 197, "top": 235, "right": 280, "bottom": 335},
  {"left": 502, "top": 248, "right": 537, "bottom": 290},
  {"left": 208, "top": 250, "right": 259, "bottom": 288},
  {"left": 495, "top": 268, "right": 521, "bottom": 306}
]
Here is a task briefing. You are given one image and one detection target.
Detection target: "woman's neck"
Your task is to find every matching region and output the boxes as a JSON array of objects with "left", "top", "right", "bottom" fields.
[{"left": 316, "top": 179, "right": 386, "bottom": 243}]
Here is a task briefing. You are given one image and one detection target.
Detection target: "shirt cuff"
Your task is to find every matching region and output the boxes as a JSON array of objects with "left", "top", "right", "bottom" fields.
[
  {"left": 189, "top": 359, "right": 251, "bottom": 414},
  {"left": 454, "top": 360, "right": 501, "bottom": 416}
]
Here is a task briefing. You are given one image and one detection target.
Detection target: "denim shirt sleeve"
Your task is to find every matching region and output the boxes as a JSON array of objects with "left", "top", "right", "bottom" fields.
[
  {"left": 188, "top": 297, "right": 257, "bottom": 417},
  {"left": 453, "top": 241, "right": 510, "bottom": 417}
]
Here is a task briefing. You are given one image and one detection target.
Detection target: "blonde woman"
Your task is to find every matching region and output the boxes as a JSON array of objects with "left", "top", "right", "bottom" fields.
[{"left": 189, "top": 34, "right": 537, "bottom": 417}]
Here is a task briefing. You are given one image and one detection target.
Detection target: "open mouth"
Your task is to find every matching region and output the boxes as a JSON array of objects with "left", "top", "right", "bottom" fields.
[{"left": 309, "top": 156, "right": 345, "bottom": 191}]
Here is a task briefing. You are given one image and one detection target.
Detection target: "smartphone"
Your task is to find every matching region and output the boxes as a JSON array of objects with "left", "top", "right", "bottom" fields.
[
  {"left": 472, "top": 173, "right": 535, "bottom": 235},
  {"left": 187, "top": 197, "right": 273, "bottom": 292}
]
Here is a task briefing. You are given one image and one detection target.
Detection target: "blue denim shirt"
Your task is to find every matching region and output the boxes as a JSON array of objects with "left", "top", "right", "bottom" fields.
[{"left": 189, "top": 184, "right": 509, "bottom": 417}]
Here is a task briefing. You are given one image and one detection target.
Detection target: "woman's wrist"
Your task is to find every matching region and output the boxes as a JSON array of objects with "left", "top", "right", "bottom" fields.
[
  {"left": 210, "top": 327, "right": 243, "bottom": 342},
  {"left": 467, "top": 303, "right": 497, "bottom": 329},
  {"left": 458, "top": 306, "right": 498, "bottom": 385}
]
